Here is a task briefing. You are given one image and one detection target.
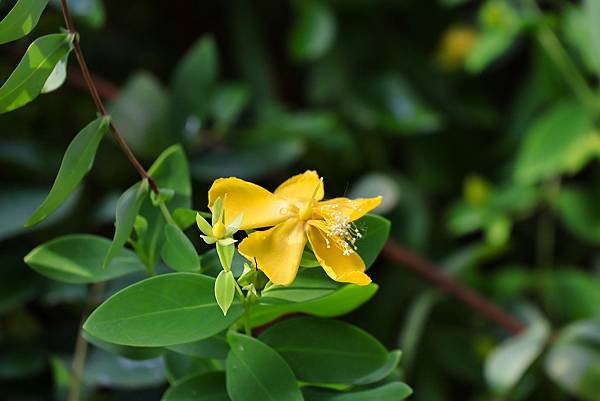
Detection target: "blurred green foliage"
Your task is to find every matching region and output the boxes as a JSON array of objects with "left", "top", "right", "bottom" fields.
[{"left": 1, "top": 0, "right": 600, "bottom": 400}]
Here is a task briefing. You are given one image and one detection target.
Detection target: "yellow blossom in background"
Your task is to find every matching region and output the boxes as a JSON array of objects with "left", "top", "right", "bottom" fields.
[
  {"left": 208, "top": 171, "right": 382, "bottom": 286},
  {"left": 464, "top": 174, "right": 491, "bottom": 206},
  {"left": 436, "top": 25, "right": 478, "bottom": 70}
]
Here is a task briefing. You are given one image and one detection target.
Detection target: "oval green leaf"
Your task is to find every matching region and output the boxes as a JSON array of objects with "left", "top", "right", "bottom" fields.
[
  {"left": 83, "top": 348, "right": 165, "bottom": 389},
  {"left": 215, "top": 270, "right": 235, "bottom": 315},
  {"left": 162, "top": 372, "right": 230, "bottom": 401},
  {"left": 26, "top": 116, "right": 110, "bottom": 227},
  {"left": 251, "top": 279, "right": 377, "bottom": 327},
  {"left": 259, "top": 317, "right": 389, "bottom": 384},
  {"left": 24, "top": 234, "right": 145, "bottom": 284},
  {"left": 103, "top": 180, "right": 148, "bottom": 268},
  {"left": 289, "top": 0, "right": 336, "bottom": 62},
  {"left": 84, "top": 273, "right": 243, "bottom": 346},
  {"left": 513, "top": 100, "right": 599, "bottom": 184},
  {"left": 0, "top": 33, "right": 73, "bottom": 113},
  {"left": 0, "top": 0, "right": 49, "bottom": 44},
  {"left": 226, "top": 332, "right": 304, "bottom": 401},
  {"left": 485, "top": 310, "right": 550, "bottom": 394},
  {"left": 161, "top": 223, "right": 200, "bottom": 272},
  {"left": 545, "top": 319, "right": 600, "bottom": 401}
]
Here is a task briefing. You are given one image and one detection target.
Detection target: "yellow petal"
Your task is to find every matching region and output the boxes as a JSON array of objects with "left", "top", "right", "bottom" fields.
[
  {"left": 306, "top": 223, "right": 371, "bottom": 285},
  {"left": 208, "top": 177, "right": 290, "bottom": 230},
  {"left": 314, "top": 196, "right": 382, "bottom": 222},
  {"left": 274, "top": 170, "right": 324, "bottom": 204},
  {"left": 238, "top": 218, "right": 306, "bottom": 286}
]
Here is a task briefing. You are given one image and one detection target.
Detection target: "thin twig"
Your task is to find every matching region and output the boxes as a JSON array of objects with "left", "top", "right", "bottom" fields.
[
  {"left": 382, "top": 240, "right": 526, "bottom": 335},
  {"left": 58, "top": 0, "right": 159, "bottom": 194},
  {"left": 67, "top": 283, "right": 105, "bottom": 401}
]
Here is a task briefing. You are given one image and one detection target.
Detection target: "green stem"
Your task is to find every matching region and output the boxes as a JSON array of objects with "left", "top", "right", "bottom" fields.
[
  {"left": 243, "top": 299, "right": 252, "bottom": 336},
  {"left": 525, "top": 0, "right": 600, "bottom": 114},
  {"left": 130, "top": 240, "right": 155, "bottom": 276},
  {"left": 158, "top": 200, "right": 177, "bottom": 226}
]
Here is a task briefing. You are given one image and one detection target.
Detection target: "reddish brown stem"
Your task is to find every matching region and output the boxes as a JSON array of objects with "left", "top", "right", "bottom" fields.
[
  {"left": 382, "top": 240, "right": 526, "bottom": 335},
  {"left": 58, "top": 0, "right": 159, "bottom": 194}
]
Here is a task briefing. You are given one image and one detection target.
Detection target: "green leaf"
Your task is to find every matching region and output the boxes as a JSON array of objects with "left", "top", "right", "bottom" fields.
[
  {"left": 147, "top": 145, "right": 192, "bottom": 198},
  {"left": 562, "top": 6, "right": 600, "bottom": 75},
  {"left": 465, "top": 30, "right": 515, "bottom": 73},
  {"left": 108, "top": 72, "right": 169, "bottom": 158},
  {"left": 226, "top": 332, "right": 304, "bottom": 401},
  {"left": 261, "top": 269, "right": 339, "bottom": 303},
  {"left": 251, "top": 280, "right": 378, "bottom": 327},
  {"left": 0, "top": 33, "right": 73, "bottom": 113},
  {"left": 24, "top": 234, "right": 145, "bottom": 284},
  {"left": 465, "top": 0, "right": 523, "bottom": 73},
  {"left": 49, "top": 356, "right": 70, "bottom": 401},
  {"left": 211, "top": 83, "right": 250, "bottom": 129},
  {"left": 84, "top": 348, "right": 165, "bottom": 389},
  {"left": 26, "top": 116, "right": 110, "bottom": 227},
  {"left": 300, "top": 250, "right": 320, "bottom": 268},
  {"left": 215, "top": 270, "right": 236, "bottom": 315},
  {"left": 302, "top": 382, "right": 412, "bottom": 401},
  {"left": 103, "top": 180, "right": 148, "bottom": 268},
  {"left": 513, "top": 100, "right": 600, "bottom": 184},
  {"left": 84, "top": 273, "right": 243, "bottom": 346},
  {"left": 170, "top": 36, "right": 218, "bottom": 138},
  {"left": 0, "top": 0, "right": 49, "bottom": 44},
  {"left": 289, "top": 0, "right": 336, "bottom": 62},
  {"left": 545, "top": 319, "right": 600, "bottom": 401},
  {"left": 344, "top": 74, "right": 442, "bottom": 135},
  {"left": 162, "top": 372, "right": 230, "bottom": 401},
  {"left": 540, "top": 269, "right": 600, "bottom": 322},
  {"left": 353, "top": 350, "right": 402, "bottom": 385},
  {"left": 485, "top": 309, "right": 550, "bottom": 394},
  {"left": 161, "top": 223, "right": 200, "bottom": 272},
  {"left": 259, "top": 317, "right": 389, "bottom": 384},
  {"left": 173, "top": 208, "right": 199, "bottom": 229},
  {"left": 354, "top": 215, "right": 391, "bottom": 269},
  {"left": 554, "top": 187, "right": 600, "bottom": 245}
]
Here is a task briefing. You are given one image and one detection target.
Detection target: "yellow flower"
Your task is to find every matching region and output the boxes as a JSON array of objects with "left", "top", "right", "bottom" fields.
[
  {"left": 436, "top": 25, "right": 478, "bottom": 70},
  {"left": 208, "top": 171, "right": 382, "bottom": 286}
]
